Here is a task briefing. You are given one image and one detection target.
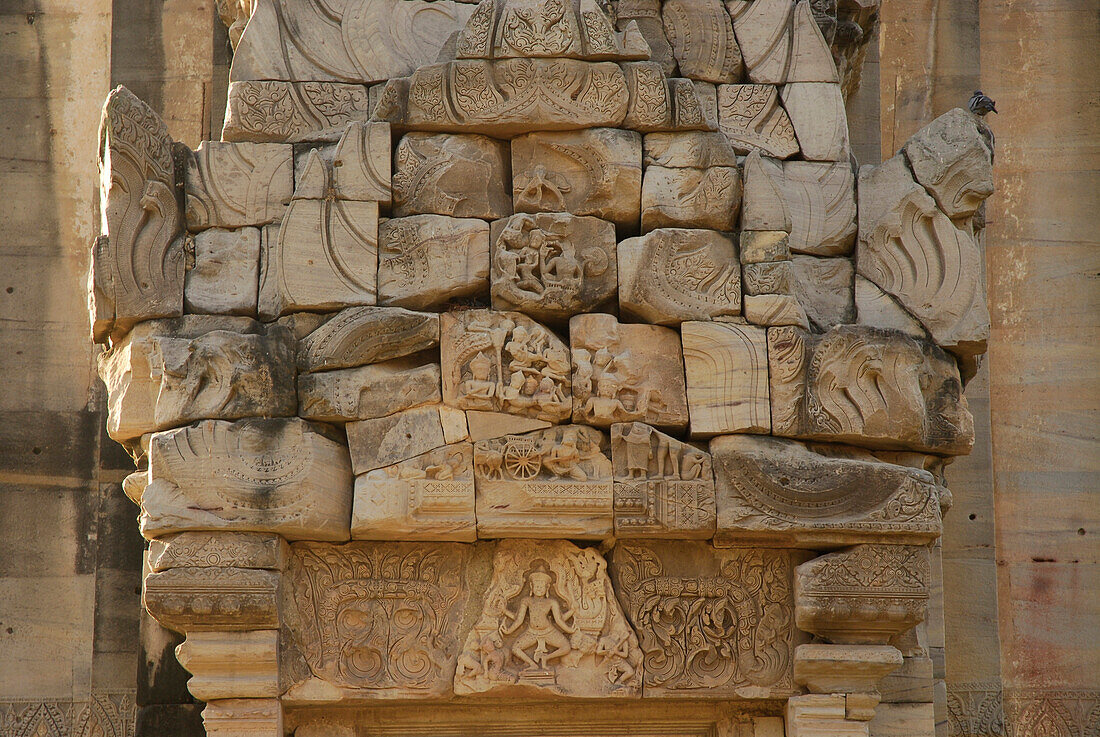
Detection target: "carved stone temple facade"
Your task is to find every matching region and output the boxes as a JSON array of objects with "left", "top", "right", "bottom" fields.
[{"left": 0, "top": 1, "right": 1096, "bottom": 737}]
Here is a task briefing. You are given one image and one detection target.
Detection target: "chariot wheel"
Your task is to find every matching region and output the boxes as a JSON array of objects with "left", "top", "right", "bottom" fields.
[{"left": 503, "top": 438, "right": 542, "bottom": 479}]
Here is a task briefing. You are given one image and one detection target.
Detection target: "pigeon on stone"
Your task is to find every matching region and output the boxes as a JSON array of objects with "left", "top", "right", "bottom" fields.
[{"left": 968, "top": 90, "right": 998, "bottom": 116}]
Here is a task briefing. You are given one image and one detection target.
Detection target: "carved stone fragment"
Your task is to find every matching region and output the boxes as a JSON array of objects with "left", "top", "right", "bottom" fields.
[
  {"left": 184, "top": 227, "right": 261, "bottom": 316},
  {"left": 352, "top": 443, "right": 476, "bottom": 541},
  {"left": 184, "top": 142, "right": 293, "bottom": 231},
  {"left": 176, "top": 630, "right": 281, "bottom": 700},
  {"left": 491, "top": 213, "right": 618, "bottom": 322},
  {"left": 331, "top": 121, "right": 392, "bottom": 204},
  {"left": 617, "top": 0, "right": 675, "bottom": 73},
  {"left": 297, "top": 306, "right": 439, "bottom": 373},
  {"left": 618, "top": 228, "right": 741, "bottom": 325},
  {"left": 729, "top": 0, "right": 839, "bottom": 83},
  {"left": 378, "top": 215, "right": 491, "bottom": 309},
  {"left": 258, "top": 201, "right": 378, "bottom": 319},
  {"left": 465, "top": 411, "right": 552, "bottom": 442},
  {"left": 765, "top": 325, "right": 974, "bottom": 454},
  {"left": 223, "top": 81, "right": 375, "bottom": 143},
  {"left": 744, "top": 293, "right": 811, "bottom": 329},
  {"left": 901, "top": 108, "right": 994, "bottom": 220},
  {"left": 853, "top": 276, "right": 927, "bottom": 340},
  {"left": 144, "top": 566, "right": 280, "bottom": 632},
  {"left": 681, "top": 321, "right": 771, "bottom": 437},
  {"left": 743, "top": 260, "right": 793, "bottom": 296},
  {"left": 609, "top": 542, "right": 809, "bottom": 697},
  {"left": 93, "top": 86, "right": 185, "bottom": 343},
  {"left": 740, "top": 229, "right": 791, "bottom": 264},
  {"left": 711, "top": 434, "right": 943, "bottom": 547},
  {"left": 202, "top": 699, "right": 284, "bottom": 737},
  {"left": 231, "top": 0, "right": 476, "bottom": 83},
  {"left": 789, "top": 255, "right": 854, "bottom": 331},
  {"left": 511, "top": 128, "right": 642, "bottom": 229},
  {"left": 391, "top": 59, "right": 630, "bottom": 137},
  {"left": 795, "top": 545, "right": 931, "bottom": 644},
  {"left": 640, "top": 164, "right": 741, "bottom": 231},
  {"left": 570, "top": 313, "right": 689, "bottom": 431},
  {"left": 140, "top": 418, "right": 353, "bottom": 541},
  {"left": 611, "top": 422, "right": 715, "bottom": 538},
  {"left": 346, "top": 406, "right": 448, "bottom": 474},
  {"left": 780, "top": 82, "right": 850, "bottom": 161},
  {"left": 149, "top": 532, "right": 289, "bottom": 572},
  {"left": 286, "top": 541, "right": 476, "bottom": 696},
  {"left": 643, "top": 131, "right": 739, "bottom": 169},
  {"left": 441, "top": 309, "right": 572, "bottom": 423},
  {"left": 717, "top": 84, "right": 800, "bottom": 158},
  {"left": 474, "top": 425, "right": 613, "bottom": 538},
  {"left": 298, "top": 358, "right": 441, "bottom": 422},
  {"left": 660, "top": 0, "right": 742, "bottom": 83},
  {"left": 619, "top": 63, "right": 718, "bottom": 133},
  {"left": 455, "top": 540, "right": 642, "bottom": 696},
  {"left": 392, "top": 133, "right": 512, "bottom": 219}
]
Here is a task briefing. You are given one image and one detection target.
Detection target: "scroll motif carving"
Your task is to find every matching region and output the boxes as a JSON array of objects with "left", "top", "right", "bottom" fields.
[
  {"left": 378, "top": 215, "right": 491, "bottom": 309},
  {"left": 287, "top": 542, "right": 471, "bottom": 695},
  {"left": 184, "top": 142, "right": 293, "bottom": 231},
  {"left": 716, "top": 84, "right": 799, "bottom": 158},
  {"left": 296, "top": 306, "right": 439, "bottom": 373},
  {"left": 222, "top": 81, "right": 374, "bottom": 143},
  {"left": 609, "top": 542, "right": 805, "bottom": 696},
  {"left": 660, "top": 0, "right": 742, "bottom": 83},
  {"left": 392, "top": 133, "right": 512, "bottom": 219},
  {"left": 455, "top": 540, "right": 642, "bottom": 697},
  {"left": 144, "top": 566, "right": 280, "bottom": 633}
]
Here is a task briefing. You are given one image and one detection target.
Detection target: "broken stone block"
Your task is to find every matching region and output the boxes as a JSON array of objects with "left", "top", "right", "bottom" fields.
[
  {"left": 640, "top": 164, "right": 742, "bottom": 231},
  {"left": 331, "top": 121, "right": 391, "bottom": 204},
  {"left": 743, "top": 260, "right": 794, "bottom": 295},
  {"left": 184, "top": 227, "right": 261, "bottom": 316},
  {"left": 716, "top": 84, "right": 800, "bottom": 158},
  {"left": 258, "top": 200, "right": 378, "bottom": 319},
  {"left": 621, "top": 62, "right": 673, "bottom": 131},
  {"left": 464, "top": 411, "right": 552, "bottom": 442},
  {"left": 765, "top": 325, "right": 974, "bottom": 454},
  {"left": 710, "top": 434, "right": 943, "bottom": 547},
  {"left": 795, "top": 545, "right": 931, "bottom": 644},
  {"left": 286, "top": 541, "right": 480, "bottom": 697},
  {"left": 618, "top": 228, "right": 741, "bottom": 325},
  {"left": 511, "top": 128, "right": 642, "bottom": 230},
  {"left": 661, "top": 0, "right": 742, "bottom": 83},
  {"left": 643, "top": 131, "right": 739, "bottom": 169},
  {"left": 352, "top": 443, "right": 476, "bottom": 541},
  {"left": 570, "top": 313, "right": 689, "bottom": 431},
  {"left": 93, "top": 87, "right": 185, "bottom": 343},
  {"left": 346, "top": 405, "right": 447, "bottom": 474},
  {"left": 729, "top": 0, "right": 839, "bottom": 83},
  {"left": 296, "top": 306, "right": 439, "bottom": 373},
  {"left": 222, "top": 81, "right": 375, "bottom": 143},
  {"left": 789, "top": 255, "right": 854, "bottom": 331},
  {"left": 378, "top": 215, "right": 491, "bottom": 309},
  {"left": 440, "top": 406, "right": 470, "bottom": 444},
  {"left": 902, "top": 108, "right": 994, "bottom": 220},
  {"left": 744, "top": 293, "right": 811, "bottom": 329},
  {"left": 140, "top": 418, "right": 353, "bottom": 541},
  {"left": 145, "top": 567, "right": 280, "bottom": 633},
  {"left": 617, "top": 0, "right": 675, "bottom": 73},
  {"left": 740, "top": 230, "right": 791, "bottom": 264},
  {"left": 794, "top": 643, "right": 904, "bottom": 696},
  {"left": 609, "top": 541, "right": 809, "bottom": 697},
  {"left": 681, "top": 321, "right": 771, "bottom": 437},
  {"left": 175, "top": 630, "right": 281, "bottom": 700},
  {"left": 780, "top": 82, "right": 850, "bottom": 161},
  {"left": 441, "top": 310, "right": 572, "bottom": 424},
  {"left": 854, "top": 276, "right": 928, "bottom": 340},
  {"left": 392, "top": 133, "right": 512, "bottom": 219},
  {"left": 455, "top": 540, "right": 641, "bottom": 697},
  {"left": 741, "top": 152, "right": 791, "bottom": 231},
  {"left": 611, "top": 422, "right": 716, "bottom": 538},
  {"left": 490, "top": 213, "right": 618, "bottom": 322},
  {"left": 298, "top": 358, "right": 441, "bottom": 422},
  {"left": 148, "top": 532, "right": 288, "bottom": 572},
  {"left": 184, "top": 142, "right": 293, "bottom": 231},
  {"left": 473, "top": 425, "right": 614, "bottom": 538}
]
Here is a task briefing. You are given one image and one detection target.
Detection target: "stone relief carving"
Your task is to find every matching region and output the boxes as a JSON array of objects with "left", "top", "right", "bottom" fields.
[
  {"left": 184, "top": 142, "right": 293, "bottom": 231},
  {"left": 455, "top": 540, "right": 642, "bottom": 697},
  {"left": 716, "top": 84, "right": 800, "bottom": 158},
  {"left": 223, "top": 80, "right": 376, "bottom": 143},
  {"left": 660, "top": 0, "right": 742, "bottom": 83},
  {"left": 0, "top": 693, "right": 136, "bottom": 737},
  {"left": 144, "top": 566, "right": 281, "bottom": 633},
  {"left": 378, "top": 215, "right": 491, "bottom": 309},
  {"left": 296, "top": 306, "right": 439, "bottom": 373},
  {"left": 392, "top": 132, "right": 512, "bottom": 219}
]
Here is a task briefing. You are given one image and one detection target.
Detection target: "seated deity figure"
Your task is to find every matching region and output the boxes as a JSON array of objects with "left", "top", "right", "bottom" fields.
[
  {"left": 540, "top": 428, "right": 590, "bottom": 481},
  {"left": 461, "top": 352, "right": 499, "bottom": 404},
  {"left": 500, "top": 566, "right": 576, "bottom": 671}
]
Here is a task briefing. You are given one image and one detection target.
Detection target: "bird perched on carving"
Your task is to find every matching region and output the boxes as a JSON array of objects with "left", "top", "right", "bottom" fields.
[{"left": 968, "top": 90, "right": 998, "bottom": 116}]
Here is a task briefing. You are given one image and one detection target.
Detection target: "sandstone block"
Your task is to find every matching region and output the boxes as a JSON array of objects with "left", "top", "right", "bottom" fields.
[
  {"left": 681, "top": 321, "right": 771, "bottom": 437},
  {"left": 643, "top": 131, "right": 739, "bottom": 168},
  {"left": 617, "top": 0, "right": 675, "bottom": 74},
  {"left": 717, "top": 84, "right": 799, "bottom": 158},
  {"left": 744, "top": 293, "right": 811, "bottom": 329},
  {"left": 258, "top": 200, "right": 378, "bottom": 319},
  {"left": 795, "top": 545, "right": 931, "bottom": 645},
  {"left": 794, "top": 643, "right": 903, "bottom": 695},
  {"left": 184, "top": 227, "right": 261, "bottom": 316},
  {"left": 490, "top": 213, "right": 618, "bottom": 322},
  {"left": 352, "top": 443, "right": 476, "bottom": 541},
  {"left": 785, "top": 694, "right": 869, "bottom": 737},
  {"left": 203, "top": 699, "right": 283, "bottom": 737},
  {"left": 571, "top": 313, "right": 689, "bottom": 431},
  {"left": 393, "top": 133, "right": 512, "bottom": 219},
  {"left": 618, "top": 228, "right": 741, "bottom": 324},
  {"left": 455, "top": 540, "right": 641, "bottom": 697},
  {"left": 740, "top": 230, "right": 791, "bottom": 264},
  {"left": 741, "top": 152, "right": 791, "bottom": 231},
  {"left": 611, "top": 422, "right": 716, "bottom": 538},
  {"left": 473, "top": 425, "right": 614, "bottom": 538},
  {"left": 765, "top": 324, "right": 974, "bottom": 455},
  {"left": 223, "top": 81, "right": 374, "bottom": 143},
  {"left": 441, "top": 310, "right": 572, "bottom": 423},
  {"left": 298, "top": 358, "right": 441, "bottom": 423},
  {"left": 789, "top": 255, "right": 854, "bottom": 331},
  {"left": 378, "top": 215, "right": 491, "bottom": 309},
  {"left": 780, "top": 82, "right": 850, "bottom": 161},
  {"left": 640, "top": 164, "right": 741, "bottom": 231},
  {"left": 743, "top": 260, "right": 793, "bottom": 295},
  {"left": 901, "top": 108, "right": 994, "bottom": 220},
  {"left": 144, "top": 566, "right": 281, "bottom": 633},
  {"left": 149, "top": 532, "right": 289, "bottom": 572},
  {"left": 729, "top": 0, "right": 839, "bottom": 84},
  {"left": 346, "top": 406, "right": 447, "bottom": 474},
  {"left": 609, "top": 542, "right": 809, "bottom": 697},
  {"left": 511, "top": 128, "right": 642, "bottom": 230},
  {"left": 176, "top": 630, "right": 281, "bottom": 700},
  {"left": 661, "top": 0, "right": 742, "bottom": 83},
  {"left": 140, "top": 418, "right": 353, "bottom": 541},
  {"left": 464, "top": 411, "right": 552, "bottom": 442},
  {"left": 854, "top": 276, "right": 928, "bottom": 340},
  {"left": 297, "top": 306, "right": 439, "bottom": 373},
  {"left": 440, "top": 406, "right": 470, "bottom": 444},
  {"left": 331, "top": 120, "right": 391, "bottom": 203},
  {"left": 184, "top": 142, "right": 293, "bottom": 231},
  {"left": 711, "top": 434, "right": 943, "bottom": 547}
]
